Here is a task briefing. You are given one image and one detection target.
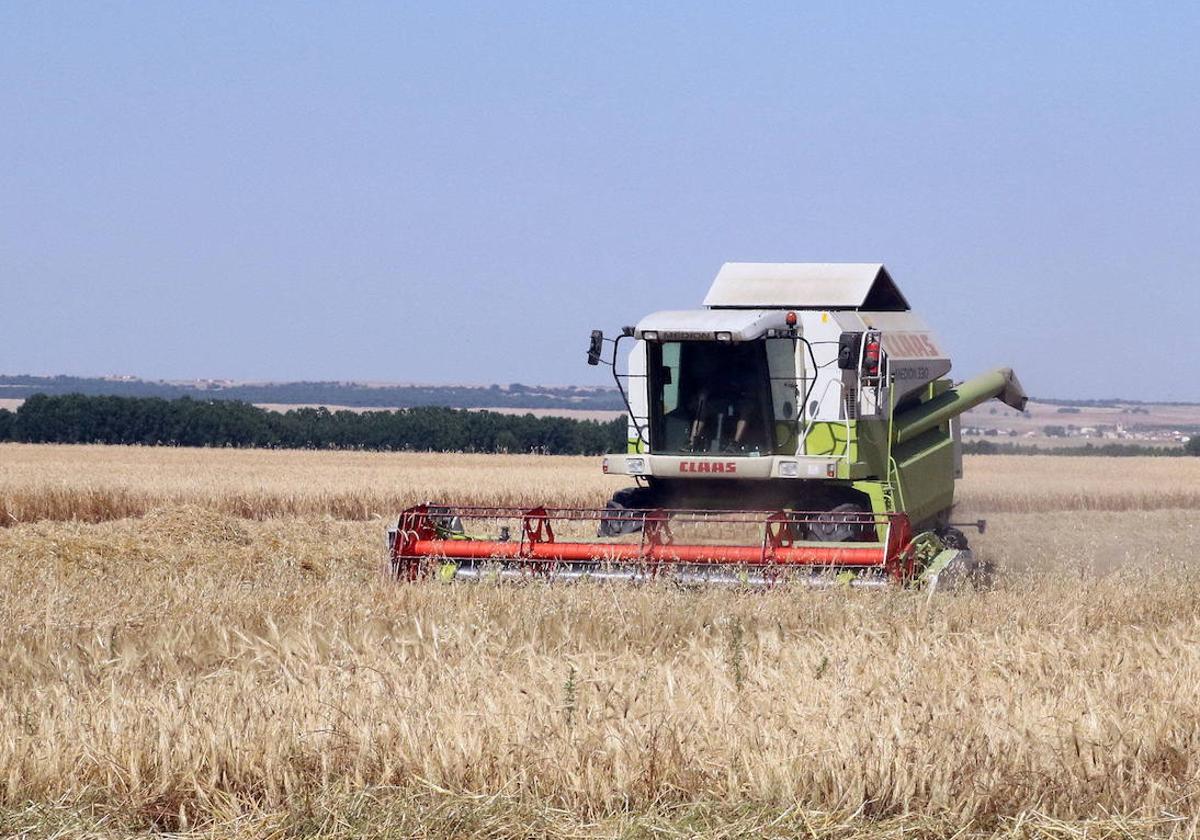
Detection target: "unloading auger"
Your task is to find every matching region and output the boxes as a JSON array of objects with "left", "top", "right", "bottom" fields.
[{"left": 388, "top": 263, "right": 1026, "bottom": 590}]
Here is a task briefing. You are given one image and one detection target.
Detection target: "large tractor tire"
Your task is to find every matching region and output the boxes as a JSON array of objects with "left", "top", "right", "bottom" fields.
[
  {"left": 930, "top": 526, "right": 996, "bottom": 591},
  {"left": 809, "top": 502, "right": 874, "bottom": 542},
  {"left": 598, "top": 486, "right": 658, "bottom": 537}
]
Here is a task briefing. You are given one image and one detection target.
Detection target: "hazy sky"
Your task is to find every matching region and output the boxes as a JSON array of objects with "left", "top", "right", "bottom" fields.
[{"left": 3, "top": 3, "right": 1198, "bottom": 400}]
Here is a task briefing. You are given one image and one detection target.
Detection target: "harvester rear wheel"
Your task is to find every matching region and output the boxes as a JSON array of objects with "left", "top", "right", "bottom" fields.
[
  {"left": 927, "top": 527, "right": 997, "bottom": 591},
  {"left": 937, "top": 527, "right": 968, "bottom": 550}
]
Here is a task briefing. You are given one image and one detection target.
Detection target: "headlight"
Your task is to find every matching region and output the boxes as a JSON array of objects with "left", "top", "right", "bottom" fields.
[
  {"left": 778, "top": 460, "right": 799, "bottom": 478},
  {"left": 626, "top": 457, "right": 646, "bottom": 475}
]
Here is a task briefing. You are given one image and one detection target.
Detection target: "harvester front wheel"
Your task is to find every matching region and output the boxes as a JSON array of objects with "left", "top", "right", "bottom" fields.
[
  {"left": 598, "top": 486, "right": 658, "bottom": 537},
  {"left": 809, "top": 503, "right": 873, "bottom": 542}
]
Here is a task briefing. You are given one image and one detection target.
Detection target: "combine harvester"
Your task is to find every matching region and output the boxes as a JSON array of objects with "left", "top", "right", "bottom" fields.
[{"left": 389, "top": 263, "right": 1026, "bottom": 590}]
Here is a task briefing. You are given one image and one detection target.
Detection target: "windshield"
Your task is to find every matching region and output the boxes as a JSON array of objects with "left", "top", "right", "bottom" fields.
[{"left": 648, "top": 340, "right": 798, "bottom": 455}]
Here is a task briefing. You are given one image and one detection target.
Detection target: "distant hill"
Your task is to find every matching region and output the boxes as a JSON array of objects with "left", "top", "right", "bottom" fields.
[
  {"left": 0, "top": 374, "right": 626, "bottom": 412},
  {"left": 3, "top": 374, "right": 1195, "bottom": 415},
  {"left": 1031, "top": 396, "right": 1200, "bottom": 408}
]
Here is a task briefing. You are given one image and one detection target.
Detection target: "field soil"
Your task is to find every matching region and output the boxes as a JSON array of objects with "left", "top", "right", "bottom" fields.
[{"left": 1, "top": 444, "right": 1199, "bottom": 838}]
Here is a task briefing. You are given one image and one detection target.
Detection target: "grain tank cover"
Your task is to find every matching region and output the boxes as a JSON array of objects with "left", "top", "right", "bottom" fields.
[{"left": 703, "top": 263, "right": 909, "bottom": 311}]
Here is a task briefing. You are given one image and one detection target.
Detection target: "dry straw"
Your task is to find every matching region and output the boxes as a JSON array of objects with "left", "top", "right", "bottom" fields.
[
  {"left": 0, "top": 443, "right": 1198, "bottom": 837},
  {"left": 2, "top": 444, "right": 1198, "bottom": 527}
]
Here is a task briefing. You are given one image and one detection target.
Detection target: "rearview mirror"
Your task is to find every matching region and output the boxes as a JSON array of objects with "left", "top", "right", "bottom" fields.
[{"left": 586, "top": 330, "right": 604, "bottom": 365}]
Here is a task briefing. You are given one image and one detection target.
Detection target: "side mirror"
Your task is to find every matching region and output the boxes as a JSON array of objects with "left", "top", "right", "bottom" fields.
[
  {"left": 837, "top": 331, "right": 862, "bottom": 370},
  {"left": 586, "top": 330, "right": 604, "bottom": 365}
]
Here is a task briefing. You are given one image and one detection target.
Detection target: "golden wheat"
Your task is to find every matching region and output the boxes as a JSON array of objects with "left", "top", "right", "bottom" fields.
[
  {"left": 0, "top": 444, "right": 623, "bottom": 525},
  {"left": 1, "top": 444, "right": 1199, "bottom": 838},
  {"left": 2, "top": 444, "right": 1199, "bottom": 528}
]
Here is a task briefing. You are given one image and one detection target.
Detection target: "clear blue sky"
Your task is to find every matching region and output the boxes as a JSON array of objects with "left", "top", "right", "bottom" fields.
[{"left": 3, "top": 3, "right": 1197, "bottom": 400}]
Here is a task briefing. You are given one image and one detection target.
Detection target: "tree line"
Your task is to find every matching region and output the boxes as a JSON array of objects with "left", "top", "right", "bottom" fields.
[
  {"left": 963, "top": 438, "right": 1199, "bottom": 457},
  {"left": 0, "top": 375, "right": 625, "bottom": 411},
  {"left": 0, "top": 394, "right": 626, "bottom": 454},
  {"left": 1, "top": 394, "right": 1194, "bottom": 457}
]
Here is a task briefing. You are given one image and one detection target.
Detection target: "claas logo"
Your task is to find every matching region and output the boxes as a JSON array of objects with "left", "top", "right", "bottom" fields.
[
  {"left": 883, "top": 332, "right": 941, "bottom": 358},
  {"left": 679, "top": 461, "right": 738, "bottom": 474}
]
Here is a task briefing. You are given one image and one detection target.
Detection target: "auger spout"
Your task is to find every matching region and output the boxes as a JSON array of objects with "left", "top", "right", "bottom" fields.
[{"left": 893, "top": 367, "right": 1027, "bottom": 445}]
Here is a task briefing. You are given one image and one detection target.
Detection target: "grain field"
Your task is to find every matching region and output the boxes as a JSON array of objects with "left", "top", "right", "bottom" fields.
[{"left": 1, "top": 444, "right": 1198, "bottom": 838}]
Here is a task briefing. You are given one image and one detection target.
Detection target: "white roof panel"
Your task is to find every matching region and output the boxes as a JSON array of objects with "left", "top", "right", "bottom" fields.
[
  {"left": 703, "top": 262, "right": 909, "bottom": 310},
  {"left": 634, "top": 308, "right": 786, "bottom": 342}
]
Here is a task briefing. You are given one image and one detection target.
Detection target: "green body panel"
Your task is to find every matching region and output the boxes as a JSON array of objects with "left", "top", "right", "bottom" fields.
[
  {"left": 888, "top": 380, "right": 952, "bottom": 527},
  {"left": 805, "top": 420, "right": 886, "bottom": 480},
  {"left": 890, "top": 427, "right": 956, "bottom": 528},
  {"left": 851, "top": 480, "right": 891, "bottom": 513},
  {"left": 850, "top": 416, "right": 890, "bottom": 480},
  {"left": 802, "top": 421, "right": 851, "bottom": 458},
  {"left": 850, "top": 479, "right": 893, "bottom": 540}
]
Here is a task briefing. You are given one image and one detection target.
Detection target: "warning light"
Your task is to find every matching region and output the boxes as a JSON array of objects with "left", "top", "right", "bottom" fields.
[{"left": 785, "top": 311, "right": 798, "bottom": 327}]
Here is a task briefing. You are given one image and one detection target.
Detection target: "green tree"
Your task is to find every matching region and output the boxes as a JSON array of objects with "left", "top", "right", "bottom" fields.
[
  {"left": 8, "top": 393, "right": 628, "bottom": 455},
  {"left": 495, "top": 430, "right": 520, "bottom": 453},
  {"left": 1186, "top": 436, "right": 1200, "bottom": 456}
]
